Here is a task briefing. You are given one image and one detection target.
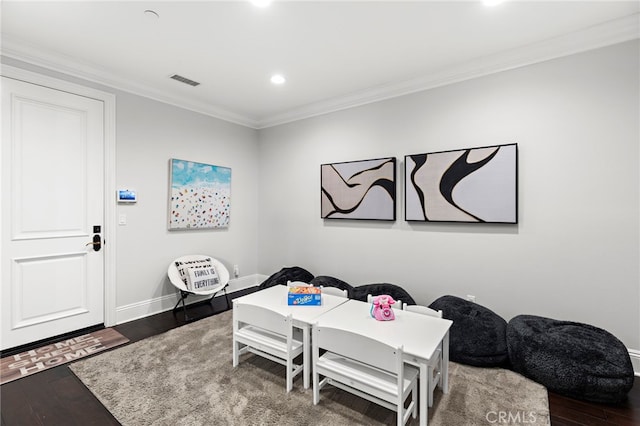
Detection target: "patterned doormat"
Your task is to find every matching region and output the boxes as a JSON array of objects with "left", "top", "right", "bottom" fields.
[{"left": 0, "top": 328, "right": 129, "bottom": 385}]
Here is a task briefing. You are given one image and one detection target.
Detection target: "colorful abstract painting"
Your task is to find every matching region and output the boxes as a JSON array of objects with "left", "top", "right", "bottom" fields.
[
  {"left": 405, "top": 144, "right": 517, "bottom": 223},
  {"left": 169, "top": 159, "right": 231, "bottom": 229},
  {"left": 321, "top": 157, "right": 396, "bottom": 220}
]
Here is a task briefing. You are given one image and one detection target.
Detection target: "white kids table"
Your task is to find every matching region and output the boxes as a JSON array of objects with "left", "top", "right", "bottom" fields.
[
  {"left": 232, "top": 284, "right": 349, "bottom": 389},
  {"left": 314, "top": 299, "right": 452, "bottom": 426}
]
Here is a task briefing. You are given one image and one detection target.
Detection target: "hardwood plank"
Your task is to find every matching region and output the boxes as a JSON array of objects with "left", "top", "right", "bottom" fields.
[
  {"left": 602, "top": 378, "right": 640, "bottom": 422},
  {"left": 547, "top": 377, "right": 639, "bottom": 426},
  {"left": 550, "top": 416, "right": 588, "bottom": 426},
  {"left": 57, "top": 372, "right": 120, "bottom": 426},
  {"left": 602, "top": 411, "right": 640, "bottom": 426},
  {"left": 549, "top": 392, "right": 608, "bottom": 420},
  {"left": 549, "top": 402, "right": 620, "bottom": 426},
  {"left": 1, "top": 368, "right": 76, "bottom": 426}
]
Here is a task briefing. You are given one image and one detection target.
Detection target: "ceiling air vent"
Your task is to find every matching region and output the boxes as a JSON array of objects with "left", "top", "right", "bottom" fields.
[{"left": 170, "top": 74, "right": 200, "bottom": 87}]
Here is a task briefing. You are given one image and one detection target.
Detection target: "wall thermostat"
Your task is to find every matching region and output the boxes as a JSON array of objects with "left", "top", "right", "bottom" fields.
[{"left": 117, "top": 189, "right": 137, "bottom": 203}]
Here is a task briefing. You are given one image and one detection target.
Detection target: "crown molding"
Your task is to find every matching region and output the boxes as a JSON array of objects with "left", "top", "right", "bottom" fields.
[
  {"left": 2, "top": 13, "right": 637, "bottom": 130},
  {"left": 0, "top": 35, "right": 260, "bottom": 129},
  {"left": 256, "top": 13, "right": 640, "bottom": 129}
]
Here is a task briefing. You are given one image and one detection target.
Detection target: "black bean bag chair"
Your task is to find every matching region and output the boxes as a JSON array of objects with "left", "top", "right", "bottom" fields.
[
  {"left": 507, "top": 315, "right": 634, "bottom": 404},
  {"left": 429, "top": 295, "right": 508, "bottom": 367},
  {"left": 352, "top": 283, "right": 416, "bottom": 306},
  {"left": 258, "top": 266, "right": 314, "bottom": 289},
  {"left": 310, "top": 275, "right": 355, "bottom": 298}
]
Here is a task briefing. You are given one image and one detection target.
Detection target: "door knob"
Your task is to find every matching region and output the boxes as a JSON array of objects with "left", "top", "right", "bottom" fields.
[{"left": 86, "top": 234, "right": 102, "bottom": 251}]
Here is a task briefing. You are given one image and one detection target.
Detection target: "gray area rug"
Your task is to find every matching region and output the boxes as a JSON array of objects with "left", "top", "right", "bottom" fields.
[{"left": 70, "top": 310, "right": 550, "bottom": 425}]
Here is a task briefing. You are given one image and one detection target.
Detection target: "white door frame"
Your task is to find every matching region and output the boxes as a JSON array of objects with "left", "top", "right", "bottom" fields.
[{"left": 1, "top": 64, "right": 117, "bottom": 328}]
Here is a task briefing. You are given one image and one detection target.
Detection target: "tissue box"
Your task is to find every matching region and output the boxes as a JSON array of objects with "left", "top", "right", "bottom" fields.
[{"left": 287, "top": 286, "right": 322, "bottom": 306}]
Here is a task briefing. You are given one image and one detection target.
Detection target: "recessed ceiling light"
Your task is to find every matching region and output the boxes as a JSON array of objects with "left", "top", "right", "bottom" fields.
[
  {"left": 144, "top": 9, "right": 160, "bottom": 20},
  {"left": 270, "top": 74, "right": 286, "bottom": 85},
  {"left": 250, "top": 0, "right": 272, "bottom": 7},
  {"left": 483, "top": 0, "right": 506, "bottom": 6}
]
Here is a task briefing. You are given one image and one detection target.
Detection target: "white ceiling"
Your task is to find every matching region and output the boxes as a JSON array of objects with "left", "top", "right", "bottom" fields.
[{"left": 2, "top": 1, "right": 638, "bottom": 128}]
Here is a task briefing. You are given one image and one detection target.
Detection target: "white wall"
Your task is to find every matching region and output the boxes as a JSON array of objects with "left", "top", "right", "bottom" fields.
[
  {"left": 257, "top": 41, "right": 640, "bottom": 349},
  {"left": 114, "top": 92, "right": 260, "bottom": 310},
  {"left": 1, "top": 57, "right": 261, "bottom": 323}
]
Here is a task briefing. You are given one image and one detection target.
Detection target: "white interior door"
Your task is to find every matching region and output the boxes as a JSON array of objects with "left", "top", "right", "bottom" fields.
[{"left": 1, "top": 76, "right": 105, "bottom": 350}]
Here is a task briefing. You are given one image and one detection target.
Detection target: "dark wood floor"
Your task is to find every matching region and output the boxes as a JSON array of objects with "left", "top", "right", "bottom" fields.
[{"left": 1, "top": 289, "right": 638, "bottom": 426}]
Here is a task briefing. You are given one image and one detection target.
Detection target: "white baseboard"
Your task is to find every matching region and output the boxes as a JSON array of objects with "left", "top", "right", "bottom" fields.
[
  {"left": 115, "top": 274, "right": 267, "bottom": 325},
  {"left": 629, "top": 349, "right": 640, "bottom": 377}
]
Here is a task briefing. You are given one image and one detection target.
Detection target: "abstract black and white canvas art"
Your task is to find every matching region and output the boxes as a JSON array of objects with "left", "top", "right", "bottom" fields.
[
  {"left": 405, "top": 144, "right": 517, "bottom": 223},
  {"left": 321, "top": 157, "right": 396, "bottom": 220}
]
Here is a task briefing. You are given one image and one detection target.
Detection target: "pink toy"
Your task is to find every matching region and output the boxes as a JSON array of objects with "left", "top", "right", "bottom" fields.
[{"left": 370, "top": 295, "right": 396, "bottom": 321}]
